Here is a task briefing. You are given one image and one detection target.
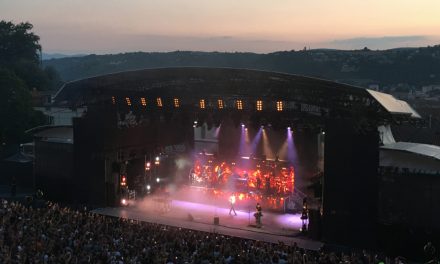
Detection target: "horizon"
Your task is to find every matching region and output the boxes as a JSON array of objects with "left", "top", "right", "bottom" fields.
[
  {"left": 41, "top": 43, "right": 438, "bottom": 59},
  {"left": 2, "top": 0, "right": 440, "bottom": 54}
]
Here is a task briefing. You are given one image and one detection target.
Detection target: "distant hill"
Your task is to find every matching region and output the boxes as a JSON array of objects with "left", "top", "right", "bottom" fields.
[
  {"left": 42, "top": 53, "right": 86, "bottom": 60},
  {"left": 43, "top": 46, "right": 440, "bottom": 90}
]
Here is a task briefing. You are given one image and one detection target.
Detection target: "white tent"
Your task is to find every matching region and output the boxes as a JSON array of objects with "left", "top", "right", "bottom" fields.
[{"left": 380, "top": 142, "right": 440, "bottom": 174}]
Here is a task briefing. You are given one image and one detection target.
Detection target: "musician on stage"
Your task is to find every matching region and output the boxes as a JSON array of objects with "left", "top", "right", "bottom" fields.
[
  {"left": 300, "top": 198, "right": 309, "bottom": 232},
  {"left": 229, "top": 193, "right": 237, "bottom": 216},
  {"left": 256, "top": 176, "right": 262, "bottom": 190},
  {"left": 254, "top": 202, "right": 263, "bottom": 227}
]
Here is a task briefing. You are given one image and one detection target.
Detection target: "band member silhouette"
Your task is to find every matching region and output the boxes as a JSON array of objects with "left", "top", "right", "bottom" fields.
[
  {"left": 300, "top": 198, "right": 309, "bottom": 231},
  {"left": 229, "top": 193, "right": 237, "bottom": 216},
  {"left": 254, "top": 202, "right": 263, "bottom": 227}
]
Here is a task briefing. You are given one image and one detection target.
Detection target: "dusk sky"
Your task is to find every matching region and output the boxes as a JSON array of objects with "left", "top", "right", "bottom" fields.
[{"left": 2, "top": 0, "right": 440, "bottom": 54}]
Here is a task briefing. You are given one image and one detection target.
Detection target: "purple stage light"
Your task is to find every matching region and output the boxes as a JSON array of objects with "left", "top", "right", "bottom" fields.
[
  {"left": 214, "top": 125, "right": 221, "bottom": 138},
  {"left": 287, "top": 128, "right": 297, "bottom": 166},
  {"left": 250, "top": 127, "right": 263, "bottom": 154},
  {"left": 239, "top": 124, "right": 247, "bottom": 156},
  {"left": 262, "top": 128, "right": 274, "bottom": 158}
]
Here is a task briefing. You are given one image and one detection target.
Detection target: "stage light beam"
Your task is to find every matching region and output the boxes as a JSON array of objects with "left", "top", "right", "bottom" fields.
[
  {"left": 250, "top": 127, "right": 263, "bottom": 155},
  {"left": 287, "top": 127, "right": 298, "bottom": 167},
  {"left": 239, "top": 123, "right": 248, "bottom": 156},
  {"left": 262, "top": 128, "right": 275, "bottom": 159},
  {"left": 214, "top": 125, "right": 221, "bottom": 138}
]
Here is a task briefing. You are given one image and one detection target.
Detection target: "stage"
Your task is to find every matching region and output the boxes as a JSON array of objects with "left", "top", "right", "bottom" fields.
[{"left": 92, "top": 195, "right": 323, "bottom": 250}]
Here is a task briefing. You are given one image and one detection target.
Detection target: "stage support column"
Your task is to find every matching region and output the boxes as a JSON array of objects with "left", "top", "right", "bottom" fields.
[{"left": 322, "top": 119, "right": 379, "bottom": 248}]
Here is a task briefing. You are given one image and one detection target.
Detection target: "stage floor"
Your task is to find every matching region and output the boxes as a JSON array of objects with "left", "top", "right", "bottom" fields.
[{"left": 93, "top": 196, "right": 322, "bottom": 250}]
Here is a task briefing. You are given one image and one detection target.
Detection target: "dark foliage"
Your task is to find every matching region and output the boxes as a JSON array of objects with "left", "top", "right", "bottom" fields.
[{"left": 0, "top": 21, "right": 58, "bottom": 144}]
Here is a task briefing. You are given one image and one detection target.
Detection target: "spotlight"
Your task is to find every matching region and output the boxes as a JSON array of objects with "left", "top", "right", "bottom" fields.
[
  {"left": 287, "top": 127, "right": 291, "bottom": 130},
  {"left": 217, "top": 99, "right": 224, "bottom": 109},
  {"left": 156, "top": 97, "right": 163, "bottom": 107},
  {"left": 174, "top": 98, "right": 180, "bottom": 108},
  {"left": 241, "top": 123, "right": 245, "bottom": 128},
  {"left": 199, "top": 99, "right": 206, "bottom": 109},
  {"left": 146, "top": 185, "right": 151, "bottom": 190},
  {"left": 276, "top": 101, "right": 283, "bottom": 111},
  {"left": 121, "top": 199, "right": 127, "bottom": 206},
  {"left": 256, "top": 100, "right": 263, "bottom": 111},
  {"left": 125, "top": 97, "right": 132, "bottom": 106},
  {"left": 120, "top": 175, "right": 127, "bottom": 186},
  {"left": 156, "top": 178, "right": 160, "bottom": 183},
  {"left": 236, "top": 100, "right": 243, "bottom": 110}
]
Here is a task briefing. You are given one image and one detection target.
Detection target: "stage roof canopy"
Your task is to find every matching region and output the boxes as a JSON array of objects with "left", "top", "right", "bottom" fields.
[
  {"left": 381, "top": 142, "right": 440, "bottom": 161},
  {"left": 367, "top": 90, "right": 421, "bottom": 118},
  {"left": 32, "top": 126, "right": 73, "bottom": 144},
  {"left": 53, "top": 67, "right": 420, "bottom": 122}
]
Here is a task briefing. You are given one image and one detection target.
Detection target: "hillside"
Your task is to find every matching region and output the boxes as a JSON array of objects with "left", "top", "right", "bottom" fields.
[{"left": 43, "top": 46, "right": 440, "bottom": 91}]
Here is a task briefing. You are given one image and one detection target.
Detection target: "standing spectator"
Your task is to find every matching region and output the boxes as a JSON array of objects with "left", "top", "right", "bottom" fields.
[{"left": 424, "top": 241, "right": 436, "bottom": 262}]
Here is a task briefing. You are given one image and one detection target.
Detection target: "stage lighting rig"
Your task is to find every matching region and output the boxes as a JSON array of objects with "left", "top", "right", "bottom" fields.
[
  {"left": 174, "top": 98, "right": 180, "bottom": 108},
  {"left": 140, "top": 97, "right": 147, "bottom": 106},
  {"left": 276, "top": 101, "right": 283, "bottom": 111},
  {"left": 156, "top": 97, "right": 163, "bottom": 107},
  {"left": 125, "top": 97, "right": 132, "bottom": 106},
  {"left": 217, "top": 99, "right": 224, "bottom": 109},
  {"left": 199, "top": 99, "right": 206, "bottom": 109},
  {"left": 236, "top": 100, "right": 243, "bottom": 110},
  {"left": 256, "top": 100, "right": 263, "bottom": 111},
  {"left": 145, "top": 162, "right": 151, "bottom": 171}
]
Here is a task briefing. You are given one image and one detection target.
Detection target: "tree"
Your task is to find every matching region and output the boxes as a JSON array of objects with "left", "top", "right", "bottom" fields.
[
  {"left": 0, "top": 21, "right": 41, "bottom": 66},
  {"left": 0, "top": 21, "right": 61, "bottom": 91},
  {"left": 0, "top": 21, "right": 54, "bottom": 144},
  {"left": 0, "top": 68, "right": 43, "bottom": 143}
]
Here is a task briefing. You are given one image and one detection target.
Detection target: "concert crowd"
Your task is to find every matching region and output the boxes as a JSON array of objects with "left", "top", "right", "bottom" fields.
[{"left": 0, "top": 199, "right": 427, "bottom": 263}]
